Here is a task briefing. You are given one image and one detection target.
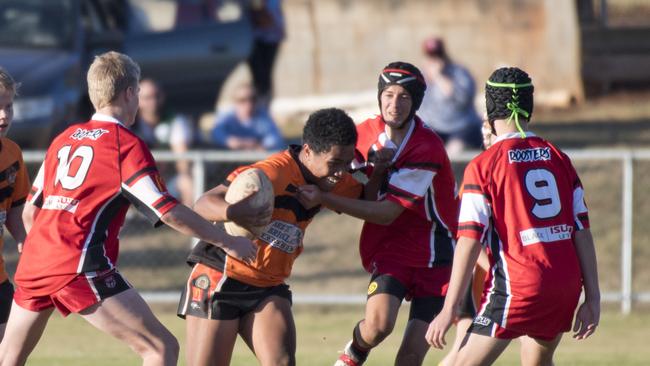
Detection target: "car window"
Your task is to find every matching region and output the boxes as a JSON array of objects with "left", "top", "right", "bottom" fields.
[
  {"left": 129, "top": 0, "right": 244, "bottom": 34},
  {"left": 0, "top": 0, "right": 76, "bottom": 49}
]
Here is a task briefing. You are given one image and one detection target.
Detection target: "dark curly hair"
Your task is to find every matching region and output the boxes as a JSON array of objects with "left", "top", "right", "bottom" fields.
[
  {"left": 485, "top": 67, "right": 534, "bottom": 123},
  {"left": 302, "top": 108, "right": 357, "bottom": 153}
]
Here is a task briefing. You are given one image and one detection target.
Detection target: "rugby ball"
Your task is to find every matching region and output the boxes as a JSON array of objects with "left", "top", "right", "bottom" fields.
[{"left": 223, "top": 168, "right": 274, "bottom": 239}]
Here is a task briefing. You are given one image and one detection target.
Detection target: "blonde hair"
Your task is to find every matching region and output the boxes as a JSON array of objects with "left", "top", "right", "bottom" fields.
[
  {"left": 0, "top": 66, "right": 18, "bottom": 96},
  {"left": 87, "top": 51, "right": 140, "bottom": 110}
]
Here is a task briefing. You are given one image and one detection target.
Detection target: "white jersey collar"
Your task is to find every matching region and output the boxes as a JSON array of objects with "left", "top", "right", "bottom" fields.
[
  {"left": 494, "top": 131, "right": 536, "bottom": 144},
  {"left": 91, "top": 113, "right": 124, "bottom": 126},
  {"left": 384, "top": 118, "right": 415, "bottom": 163}
]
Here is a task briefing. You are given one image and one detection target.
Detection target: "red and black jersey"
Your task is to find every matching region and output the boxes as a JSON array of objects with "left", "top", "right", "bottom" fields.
[
  {"left": 353, "top": 115, "right": 458, "bottom": 270},
  {"left": 458, "top": 131, "right": 589, "bottom": 335},
  {"left": 15, "top": 114, "right": 178, "bottom": 296}
]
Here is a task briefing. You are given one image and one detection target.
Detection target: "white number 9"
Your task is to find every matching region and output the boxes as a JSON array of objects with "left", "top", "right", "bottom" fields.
[{"left": 524, "top": 168, "right": 561, "bottom": 219}]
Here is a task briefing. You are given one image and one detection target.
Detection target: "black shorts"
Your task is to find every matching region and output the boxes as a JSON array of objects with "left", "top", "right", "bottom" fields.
[
  {"left": 0, "top": 279, "right": 14, "bottom": 323},
  {"left": 367, "top": 272, "right": 444, "bottom": 323},
  {"left": 458, "top": 279, "right": 478, "bottom": 319},
  {"left": 177, "top": 263, "right": 292, "bottom": 321}
]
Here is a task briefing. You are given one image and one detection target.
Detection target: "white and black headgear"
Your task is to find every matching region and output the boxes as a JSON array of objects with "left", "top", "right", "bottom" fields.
[{"left": 378, "top": 61, "right": 427, "bottom": 123}]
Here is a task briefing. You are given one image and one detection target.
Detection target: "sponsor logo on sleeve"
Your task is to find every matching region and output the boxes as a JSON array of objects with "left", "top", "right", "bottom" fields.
[
  {"left": 519, "top": 224, "right": 573, "bottom": 246},
  {"left": 70, "top": 128, "right": 109, "bottom": 141},
  {"left": 508, "top": 147, "right": 551, "bottom": 164},
  {"left": 258, "top": 220, "right": 303, "bottom": 254}
]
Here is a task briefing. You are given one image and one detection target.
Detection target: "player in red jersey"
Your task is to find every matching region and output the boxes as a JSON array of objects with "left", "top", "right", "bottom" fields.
[
  {"left": 298, "top": 62, "right": 458, "bottom": 366},
  {"left": 0, "top": 52, "right": 257, "bottom": 366},
  {"left": 426, "top": 67, "right": 600, "bottom": 365},
  {"left": 0, "top": 67, "right": 30, "bottom": 341}
]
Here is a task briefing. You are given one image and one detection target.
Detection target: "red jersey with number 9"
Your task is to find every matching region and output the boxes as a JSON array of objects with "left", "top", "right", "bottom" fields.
[
  {"left": 15, "top": 114, "right": 178, "bottom": 297},
  {"left": 458, "top": 131, "right": 590, "bottom": 336}
]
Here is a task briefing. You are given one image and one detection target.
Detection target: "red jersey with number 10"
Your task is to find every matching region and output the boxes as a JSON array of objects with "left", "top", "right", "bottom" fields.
[
  {"left": 458, "top": 131, "right": 590, "bottom": 336},
  {"left": 15, "top": 114, "right": 178, "bottom": 297}
]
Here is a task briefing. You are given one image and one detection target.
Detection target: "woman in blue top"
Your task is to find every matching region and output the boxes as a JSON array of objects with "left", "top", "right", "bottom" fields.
[{"left": 211, "top": 84, "right": 285, "bottom": 151}]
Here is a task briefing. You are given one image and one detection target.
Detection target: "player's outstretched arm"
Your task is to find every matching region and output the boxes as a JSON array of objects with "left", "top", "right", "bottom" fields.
[
  {"left": 161, "top": 204, "right": 257, "bottom": 263},
  {"left": 426, "top": 236, "right": 482, "bottom": 349},
  {"left": 297, "top": 185, "right": 404, "bottom": 225},
  {"left": 572, "top": 228, "right": 600, "bottom": 340},
  {"left": 193, "top": 184, "right": 271, "bottom": 229},
  {"left": 7, "top": 204, "right": 27, "bottom": 253}
]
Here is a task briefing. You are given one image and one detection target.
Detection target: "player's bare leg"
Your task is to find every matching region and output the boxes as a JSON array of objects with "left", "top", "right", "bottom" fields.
[
  {"left": 238, "top": 296, "right": 296, "bottom": 366},
  {"left": 439, "top": 317, "right": 473, "bottom": 366},
  {"left": 453, "top": 333, "right": 511, "bottom": 366},
  {"left": 185, "top": 315, "right": 240, "bottom": 366},
  {"left": 0, "top": 301, "right": 54, "bottom": 366},
  {"left": 394, "top": 318, "right": 430, "bottom": 365},
  {"left": 359, "top": 293, "right": 401, "bottom": 347},
  {"left": 519, "top": 334, "right": 563, "bottom": 366},
  {"left": 0, "top": 323, "right": 5, "bottom": 341},
  {"left": 79, "top": 289, "right": 179, "bottom": 366},
  {"left": 335, "top": 293, "right": 401, "bottom": 365}
]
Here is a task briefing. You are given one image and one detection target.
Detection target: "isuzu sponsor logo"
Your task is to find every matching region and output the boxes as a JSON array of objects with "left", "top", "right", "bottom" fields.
[
  {"left": 508, "top": 147, "right": 551, "bottom": 163},
  {"left": 520, "top": 224, "right": 573, "bottom": 246}
]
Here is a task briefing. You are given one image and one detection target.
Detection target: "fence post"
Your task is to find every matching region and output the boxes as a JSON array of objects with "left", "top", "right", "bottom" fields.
[
  {"left": 621, "top": 152, "right": 633, "bottom": 314},
  {"left": 191, "top": 152, "right": 206, "bottom": 247}
]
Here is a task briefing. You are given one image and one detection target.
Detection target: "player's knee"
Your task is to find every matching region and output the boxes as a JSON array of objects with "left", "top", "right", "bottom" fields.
[
  {"left": 364, "top": 316, "right": 395, "bottom": 344},
  {"left": 134, "top": 329, "right": 179, "bottom": 363}
]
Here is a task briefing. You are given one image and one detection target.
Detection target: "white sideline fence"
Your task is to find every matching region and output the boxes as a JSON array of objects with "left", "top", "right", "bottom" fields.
[{"left": 22, "top": 148, "right": 649, "bottom": 314}]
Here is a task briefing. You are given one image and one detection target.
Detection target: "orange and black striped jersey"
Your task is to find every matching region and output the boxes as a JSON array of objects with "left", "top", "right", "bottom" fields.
[
  {"left": 188, "top": 145, "right": 362, "bottom": 287},
  {"left": 0, "top": 137, "right": 30, "bottom": 283}
]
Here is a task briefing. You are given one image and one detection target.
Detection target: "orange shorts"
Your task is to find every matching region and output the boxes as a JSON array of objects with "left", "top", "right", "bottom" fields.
[{"left": 14, "top": 268, "right": 131, "bottom": 316}]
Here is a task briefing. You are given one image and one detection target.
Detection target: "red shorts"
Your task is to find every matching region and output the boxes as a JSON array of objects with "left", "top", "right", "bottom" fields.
[
  {"left": 14, "top": 269, "right": 131, "bottom": 316},
  {"left": 368, "top": 258, "right": 451, "bottom": 299}
]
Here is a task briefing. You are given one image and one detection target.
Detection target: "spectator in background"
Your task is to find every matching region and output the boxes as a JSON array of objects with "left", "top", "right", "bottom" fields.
[
  {"left": 211, "top": 83, "right": 285, "bottom": 151},
  {"left": 135, "top": 78, "right": 196, "bottom": 205},
  {"left": 247, "top": 0, "right": 285, "bottom": 108},
  {"left": 175, "top": 0, "right": 217, "bottom": 27},
  {"left": 418, "top": 36, "right": 482, "bottom": 157}
]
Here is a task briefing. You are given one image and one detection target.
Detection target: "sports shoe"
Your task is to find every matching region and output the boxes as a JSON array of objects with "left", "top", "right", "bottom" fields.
[{"left": 334, "top": 340, "right": 366, "bottom": 366}]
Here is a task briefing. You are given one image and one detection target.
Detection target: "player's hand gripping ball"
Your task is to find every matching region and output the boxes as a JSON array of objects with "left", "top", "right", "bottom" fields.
[{"left": 224, "top": 168, "right": 274, "bottom": 239}]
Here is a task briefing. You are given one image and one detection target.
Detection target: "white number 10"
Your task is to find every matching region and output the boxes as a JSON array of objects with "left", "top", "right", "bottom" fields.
[
  {"left": 55, "top": 145, "right": 93, "bottom": 190},
  {"left": 524, "top": 168, "right": 561, "bottom": 219}
]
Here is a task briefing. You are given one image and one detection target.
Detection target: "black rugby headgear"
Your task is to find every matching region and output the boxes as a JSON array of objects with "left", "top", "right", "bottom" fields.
[
  {"left": 485, "top": 67, "right": 534, "bottom": 137},
  {"left": 377, "top": 62, "right": 426, "bottom": 124}
]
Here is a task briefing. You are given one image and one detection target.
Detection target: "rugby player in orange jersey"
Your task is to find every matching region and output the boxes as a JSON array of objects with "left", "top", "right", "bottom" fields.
[
  {"left": 0, "top": 67, "right": 30, "bottom": 341},
  {"left": 178, "top": 108, "right": 363, "bottom": 366}
]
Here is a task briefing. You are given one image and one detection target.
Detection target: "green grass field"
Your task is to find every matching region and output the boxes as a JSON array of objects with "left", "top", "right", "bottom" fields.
[{"left": 24, "top": 304, "right": 650, "bottom": 366}]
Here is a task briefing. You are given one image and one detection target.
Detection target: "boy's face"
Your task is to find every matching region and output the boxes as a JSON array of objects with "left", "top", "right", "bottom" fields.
[
  {"left": 304, "top": 144, "right": 355, "bottom": 192},
  {"left": 380, "top": 84, "right": 413, "bottom": 129},
  {"left": 0, "top": 89, "right": 14, "bottom": 137}
]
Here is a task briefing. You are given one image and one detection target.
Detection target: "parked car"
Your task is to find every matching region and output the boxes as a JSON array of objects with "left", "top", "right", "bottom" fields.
[{"left": 0, "top": 0, "right": 252, "bottom": 148}]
